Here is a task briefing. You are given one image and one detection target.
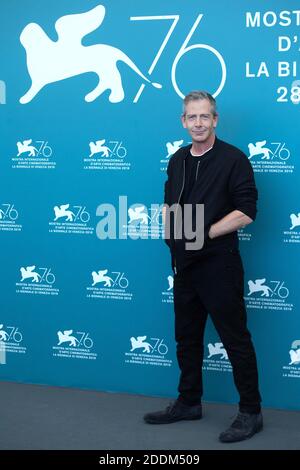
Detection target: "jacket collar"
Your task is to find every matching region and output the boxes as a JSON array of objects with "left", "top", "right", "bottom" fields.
[{"left": 182, "top": 136, "right": 219, "bottom": 160}]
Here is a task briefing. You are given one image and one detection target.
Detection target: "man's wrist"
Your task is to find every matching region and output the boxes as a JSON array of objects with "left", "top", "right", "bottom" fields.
[{"left": 208, "top": 224, "right": 217, "bottom": 239}]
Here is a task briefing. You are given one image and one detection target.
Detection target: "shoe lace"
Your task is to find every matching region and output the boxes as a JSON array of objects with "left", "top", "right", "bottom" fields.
[
  {"left": 231, "top": 412, "right": 250, "bottom": 429},
  {"left": 166, "top": 400, "right": 185, "bottom": 416},
  {"left": 166, "top": 401, "right": 177, "bottom": 415}
]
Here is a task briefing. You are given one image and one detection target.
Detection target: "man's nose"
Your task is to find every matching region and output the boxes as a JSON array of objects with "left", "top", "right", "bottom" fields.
[{"left": 195, "top": 116, "right": 203, "bottom": 126}]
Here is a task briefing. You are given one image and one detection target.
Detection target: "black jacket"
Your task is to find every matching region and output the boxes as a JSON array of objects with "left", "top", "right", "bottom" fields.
[{"left": 163, "top": 137, "right": 258, "bottom": 271}]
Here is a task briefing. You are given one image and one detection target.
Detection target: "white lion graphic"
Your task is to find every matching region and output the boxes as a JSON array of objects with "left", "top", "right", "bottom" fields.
[
  {"left": 248, "top": 140, "right": 271, "bottom": 160},
  {"left": 167, "top": 275, "right": 174, "bottom": 291},
  {"left": 17, "top": 139, "right": 38, "bottom": 157},
  {"left": 130, "top": 336, "right": 152, "bottom": 353},
  {"left": 89, "top": 139, "right": 110, "bottom": 157},
  {"left": 57, "top": 330, "right": 78, "bottom": 347},
  {"left": 290, "top": 213, "right": 300, "bottom": 230},
  {"left": 247, "top": 279, "right": 272, "bottom": 297},
  {"left": 128, "top": 206, "right": 149, "bottom": 224},
  {"left": 0, "top": 325, "right": 9, "bottom": 341},
  {"left": 207, "top": 342, "right": 228, "bottom": 360},
  {"left": 53, "top": 204, "right": 75, "bottom": 222},
  {"left": 20, "top": 266, "right": 40, "bottom": 283},
  {"left": 289, "top": 348, "right": 300, "bottom": 365},
  {"left": 19, "top": 4, "right": 161, "bottom": 104},
  {"left": 166, "top": 140, "right": 184, "bottom": 159},
  {"left": 92, "top": 269, "right": 113, "bottom": 287}
]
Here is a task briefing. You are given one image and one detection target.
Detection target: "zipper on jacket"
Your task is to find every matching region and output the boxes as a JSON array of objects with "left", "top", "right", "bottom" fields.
[
  {"left": 195, "top": 161, "right": 200, "bottom": 181},
  {"left": 173, "top": 159, "right": 186, "bottom": 275}
]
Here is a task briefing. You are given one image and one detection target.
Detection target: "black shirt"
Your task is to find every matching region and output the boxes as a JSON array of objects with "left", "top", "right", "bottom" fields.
[{"left": 181, "top": 151, "right": 205, "bottom": 205}]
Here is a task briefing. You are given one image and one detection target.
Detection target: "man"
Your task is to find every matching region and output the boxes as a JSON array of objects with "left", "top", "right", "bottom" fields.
[{"left": 144, "top": 91, "right": 262, "bottom": 443}]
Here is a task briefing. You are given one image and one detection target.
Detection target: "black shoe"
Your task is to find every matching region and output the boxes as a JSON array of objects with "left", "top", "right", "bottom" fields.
[
  {"left": 144, "top": 400, "right": 202, "bottom": 424},
  {"left": 219, "top": 411, "right": 263, "bottom": 443}
]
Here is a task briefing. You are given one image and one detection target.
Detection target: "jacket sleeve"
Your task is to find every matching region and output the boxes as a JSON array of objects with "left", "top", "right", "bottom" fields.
[
  {"left": 163, "top": 158, "right": 174, "bottom": 248},
  {"left": 228, "top": 153, "right": 258, "bottom": 221},
  {"left": 164, "top": 157, "right": 173, "bottom": 206}
]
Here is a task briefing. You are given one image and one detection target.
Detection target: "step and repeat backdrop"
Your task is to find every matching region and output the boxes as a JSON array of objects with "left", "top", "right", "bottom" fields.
[{"left": 0, "top": 0, "right": 299, "bottom": 410}]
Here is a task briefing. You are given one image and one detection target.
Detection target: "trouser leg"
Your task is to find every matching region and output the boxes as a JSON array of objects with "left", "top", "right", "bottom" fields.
[
  {"left": 173, "top": 269, "right": 208, "bottom": 406},
  {"left": 191, "top": 251, "right": 261, "bottom": 413}
]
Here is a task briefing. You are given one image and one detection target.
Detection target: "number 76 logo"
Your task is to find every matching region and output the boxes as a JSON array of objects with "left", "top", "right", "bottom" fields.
[{"left": 130, "top": 14, "right": 226, "bottom": 102}]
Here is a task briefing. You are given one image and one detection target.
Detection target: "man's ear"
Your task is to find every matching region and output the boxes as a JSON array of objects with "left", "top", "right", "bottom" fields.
[
  {"left": 213, "top": 113, "right": 219, "bottom": 128},
  {"left": 181, "top": 115, "right": 187, "bottom": 128}
]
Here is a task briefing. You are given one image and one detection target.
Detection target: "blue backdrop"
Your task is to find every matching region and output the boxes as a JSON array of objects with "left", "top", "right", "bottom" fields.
[{"left": 0, "top": 0, "right": 299, "bottom": 410}]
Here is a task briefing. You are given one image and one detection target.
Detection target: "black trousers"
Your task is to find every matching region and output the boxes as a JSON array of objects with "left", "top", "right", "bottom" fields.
[{"left": 173, "top": 248, "right": 261, "bottom": 413}]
